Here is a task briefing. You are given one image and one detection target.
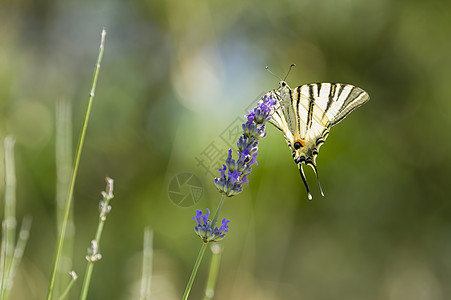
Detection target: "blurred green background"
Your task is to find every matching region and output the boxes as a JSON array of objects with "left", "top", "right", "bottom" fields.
[{"left": 1, "top": 0, "right": 451, "bottom": 299}]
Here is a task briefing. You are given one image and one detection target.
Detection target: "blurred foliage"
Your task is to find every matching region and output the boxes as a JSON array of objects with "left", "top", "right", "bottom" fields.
[{"left": 1, "top": 0, "right": 451, "bottom": 299}]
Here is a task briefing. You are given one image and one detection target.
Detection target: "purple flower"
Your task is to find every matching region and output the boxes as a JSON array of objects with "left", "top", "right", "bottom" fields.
[
  {"left": 214, "top": 94, "right": 277, "bottom": 197},
  {"left": 252, "top": 94, "right": 277, "bottom": 124},
  {"left": 249, "top": 152, "right": 258, "bottom": 166},
  {"left": 241, "top": 172, "right": 250, "bottom": 184},
  {"left": 219, "top": 165, "right": 227, "bottom": 178},
  {"left": 228, "top": 169, "right": 241, "bottom": 183},
  {"left": 247, "top": 111, "right": 255, "bottom": 123},
  {"left": 225, "top": 149, "right": 236, "bottom": 171},
  {"left": 219, "top": 218, "right": 230, "bottom": 233},
  {"left": 201, "top": 208, "right": 210, "bottom": 224},
  {"left": 193, "top": 209, "right": 231, "bottom": 243},
  {"left": 192, "top": 209, "right": 203, "bottom": 224}
]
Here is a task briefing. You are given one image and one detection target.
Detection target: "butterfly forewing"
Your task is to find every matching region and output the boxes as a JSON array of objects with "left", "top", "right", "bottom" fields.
[
  {"left": 269, "top": 96, "right": 295, "bottom": 142},
  {"left": 293, "top": 84, "right": 331, "bottom": 141},
  {"left": 297, "top": 83, "right": 369, "bottom": 126},
  {"left": 329, "top": 84, "right": 369, "bottom": 126}
]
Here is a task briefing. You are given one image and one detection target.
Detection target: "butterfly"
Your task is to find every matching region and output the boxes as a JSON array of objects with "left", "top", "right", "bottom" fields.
[{"left": 266, "top": 67, "right": 370, "bottom": 200}]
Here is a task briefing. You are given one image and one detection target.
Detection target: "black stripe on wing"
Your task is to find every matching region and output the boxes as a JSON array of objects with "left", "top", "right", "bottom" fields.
[
  {"left": 269, "top": 110, "right": 286, "bottom": 133},
  {"left": 296, "top": 87, "right": 301, "bottom": 132},
  {"left": 330, "top": 85, "right": 370, "bottom": 126},
  {"left": 325, "top": 83, "right": 336, "bottom": 116},
  {"left": 306, "top": 84, "right": 315, "bottom": 131}
]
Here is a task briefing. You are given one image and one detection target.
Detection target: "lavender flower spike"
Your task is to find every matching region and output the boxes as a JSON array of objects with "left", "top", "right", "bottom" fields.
[
  {"left": 193, "top": 209, "right": 230, "bottom": 243},
  {"left": 214, "top": 93, "right": 277, "bottom": 197}
]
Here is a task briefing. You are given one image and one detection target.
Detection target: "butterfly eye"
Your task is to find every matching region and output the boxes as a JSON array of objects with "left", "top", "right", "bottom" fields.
[{"left": 281, "top": 81, "right": 287, "bottom": 87}]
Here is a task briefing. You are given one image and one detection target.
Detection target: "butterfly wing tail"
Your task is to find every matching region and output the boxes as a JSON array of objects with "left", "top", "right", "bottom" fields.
[
  {"left": 307, "top": 162, "right": 325, "bottom": 197},
  {"left": 298, "top": 164, "right": 312, "bottom": 200}
]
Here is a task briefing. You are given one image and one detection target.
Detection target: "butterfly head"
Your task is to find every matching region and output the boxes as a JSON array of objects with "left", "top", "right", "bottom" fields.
[{"left": 277, "top": 81, "right": 291, "bottom": 97}]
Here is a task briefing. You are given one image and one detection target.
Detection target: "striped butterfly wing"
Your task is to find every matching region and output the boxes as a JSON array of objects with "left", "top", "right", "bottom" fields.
[
  {"left": 270, "top": 83, "right": 370, "bottom": 145},
  {"left": 305, "top": 83, "right": 370, "bottom": 127},
  {"left": 269, "top": 82, "right": 369, "bottom": 199},
  {"left": 269, "top": 91, "right": 297, "bottom": 144},
  {"left": 294, "top": 83, "right": 370, "bottom": 137}
]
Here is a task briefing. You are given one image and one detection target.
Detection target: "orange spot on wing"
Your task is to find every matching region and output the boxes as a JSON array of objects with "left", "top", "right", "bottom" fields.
[{"left": 295, "top": 139, "right": 305, "bottom": 147}]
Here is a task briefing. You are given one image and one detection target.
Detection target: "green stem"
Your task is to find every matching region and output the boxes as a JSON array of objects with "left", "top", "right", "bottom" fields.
[
  {"left": 203, "top": 245, "right": 222, "bottom": 300},
  {"left": 57, "top": 272, "right": 77, "bottom": 300},
  {"left": 80, "top": 262, "right": 93, "bottom": 300},
  {"left": 182, "top": 193, "right": 226, "bottom": 300},
  {"left": 79, "top": 177, "right": 114, "bottom": 300},
  {"left": 4, "top": 216, "right": 32, "bottom": 300},
  {"left": 182, "top": 243, "right": 208, "bottom": 300},
  {"left": 211, "top": 194, "right": 225, "bottom": 227},
  {"left": 1, "top": 136, "right": 17, "bottom": 300},
  {"left": 140, "top": 227, "right": 153, "bottom": 300},
  {"left": 0, "top": 222, "right": 6, "bottom": 300},
  {"left": 46, "top": 28, "right": 106, "bottom": 300},
  {"left": 55, "top": 99, "right": 75, "bottom": 297}
]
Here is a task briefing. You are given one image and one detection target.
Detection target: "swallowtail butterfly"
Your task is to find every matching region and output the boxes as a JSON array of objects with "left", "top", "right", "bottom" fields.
[{"left": 267, "top": 66, "right": 370, "bottom": 200}]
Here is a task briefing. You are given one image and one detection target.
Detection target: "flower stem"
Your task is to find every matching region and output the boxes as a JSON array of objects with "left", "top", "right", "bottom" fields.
[
  {"left": 4, "top": 216, "right": 32, "bottom": 300},
  {"left": 46, "top": 28, "right": 107, "bottom": 300},
  {"left": 139, "top": 227, "right": 153, "bottom": 300},
  {"left": 1, "top": 136, "right": 17, "bottom": 300},
  {"left": 0, "top": 222, "right": 6, "bottom": 300},
  {"left": 183, "top": 193, "right": 226, "bottom": 300},
  {"left": 57, "top": 272, "right": 78, "bottom": 300},
  {"left": 182, "top": 242, "right": 208, "bottom": 300},
  {"left": 55, "top": 99, "right": 75, "bottom": 296},
  {"left": 211, "top": 194, "right": 225, "bottom": 227},
  {"left": 79, "top": 177, "right": 114, "bottom": 300},
  {"left": 203, "top": 244, "right": 222, "bottom": 300}
]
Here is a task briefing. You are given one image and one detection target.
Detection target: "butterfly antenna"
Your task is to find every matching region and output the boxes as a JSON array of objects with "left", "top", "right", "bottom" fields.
[
  {"left": 265, "top": 66, "right": 283, "bottom": 81},
  {"left": 298, "top": 164, "right": 313, "bottom": 200},
  {"left": 283, "top": 64, "right": 296, "bottom": 81}
]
